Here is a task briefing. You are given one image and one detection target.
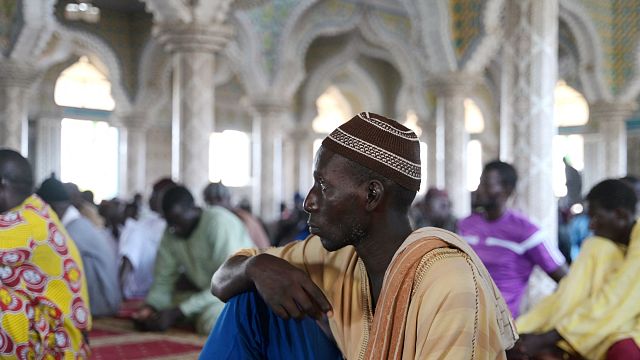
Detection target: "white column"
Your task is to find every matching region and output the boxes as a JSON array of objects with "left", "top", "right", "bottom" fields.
[
  {"left": 250, "top": 102, "right": 292, "bottom": 222},
  {"left": 34, "top": 111, "right": 63, "bottom": 183},
  {"left": 429, "top": 75, "right": 474, "bottom": 218},
  {"left": 291, "top": 127, "right": 314, "bottom": 196},
  {"left": 500, "top": 0, "right": 559, "bottom": 238},
  {"left": 0, "top": 62, "right": 35, "bottom": 155},
  {"left": 422, "top": 121, "right": 438, "bottom": 189},
  {"left": 112, "top": 113, "right": 149, "bottom": 197},
  {"left": 581, "top": 132, "right": 601, "bottom": 193},
  {"left": 157, "top": 25, "right": 233, "bottom": 199},
  {"left": 589, "top": 101, "right": 637, "bottom": 178}
]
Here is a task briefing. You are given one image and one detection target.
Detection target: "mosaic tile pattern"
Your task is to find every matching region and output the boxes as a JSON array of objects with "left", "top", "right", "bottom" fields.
[
  {"left": 449, "top": 0, "right": 485, "bottom": 66},
  {"left": 246, "top": 0, "right": 299, "bottom": 76},
  {"left": 0, "top": 0, "right": 18, "bottom": 55},
  {"left": 582, "top": 0, "right": 640, "bottom": 96}
]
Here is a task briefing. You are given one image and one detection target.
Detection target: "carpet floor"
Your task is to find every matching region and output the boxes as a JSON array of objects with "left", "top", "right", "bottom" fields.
[{"left": 89, "top": 313, "right": 206, "bottom": 359}]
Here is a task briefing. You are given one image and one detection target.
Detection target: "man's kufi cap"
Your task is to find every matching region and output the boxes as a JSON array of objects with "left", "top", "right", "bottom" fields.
[
  {"left": 36, "top": 176, "right": 70, "bottom": 203},
  {"left": 322, "top": 112, "right": 421, "bottom": 192}
]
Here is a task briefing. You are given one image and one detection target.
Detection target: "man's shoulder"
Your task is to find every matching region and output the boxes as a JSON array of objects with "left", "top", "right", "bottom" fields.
[
  {"left": 414, "top": 247, "right": 476, "bottom": 288},
  {"left": 457, "top": 213, "right": 483, "bottom": 229},
  {"left": 204, "top": 206, "right": 242, "bottom": 223}
]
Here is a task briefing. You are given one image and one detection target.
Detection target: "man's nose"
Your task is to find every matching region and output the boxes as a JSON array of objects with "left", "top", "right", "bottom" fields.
[{"left": 303, "top": 191, "right": 317, "bottom": 213}]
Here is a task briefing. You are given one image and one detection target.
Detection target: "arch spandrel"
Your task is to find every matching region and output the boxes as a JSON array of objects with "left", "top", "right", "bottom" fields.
[
  {"left": 562, "top": 0, "right": 640, "bottom": 102},
  {"left": 0, "top": 0, "right": 21, "bottom": 56},
  {"left": 275, "top": 1, "right": 423, "bottom": 103},
  {"left": 402, "top": 0, "right": 503, "bottom": 75}
]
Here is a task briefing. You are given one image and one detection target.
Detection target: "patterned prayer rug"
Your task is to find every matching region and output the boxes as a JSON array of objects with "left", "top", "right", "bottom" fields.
[{"left": 89, "top": 317, "right": 206, "bottom": 359}]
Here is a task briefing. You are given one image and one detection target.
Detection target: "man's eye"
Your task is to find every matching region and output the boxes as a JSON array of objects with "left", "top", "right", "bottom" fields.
[{"left": 319, "top": 181, "right": 327, "bottom": 191}]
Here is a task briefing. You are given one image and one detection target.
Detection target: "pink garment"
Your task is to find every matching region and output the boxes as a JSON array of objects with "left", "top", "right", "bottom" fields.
[{"left": 607, "top": 339, "right": 640, "bottom": 360}]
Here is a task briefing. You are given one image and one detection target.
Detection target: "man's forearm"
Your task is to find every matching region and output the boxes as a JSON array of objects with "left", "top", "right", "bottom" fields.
[{"left": 210, "top": 255, "right": 255, "bottom": 302}]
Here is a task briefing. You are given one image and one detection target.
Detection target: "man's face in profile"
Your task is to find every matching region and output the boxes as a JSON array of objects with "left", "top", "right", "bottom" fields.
[{"left": 304, "top": 147, "right": 368, "bottom": 252}]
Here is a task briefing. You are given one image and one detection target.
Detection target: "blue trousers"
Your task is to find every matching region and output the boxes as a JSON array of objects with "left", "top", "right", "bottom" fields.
[{"left": 199, "top": 290, "right": 343, "bottom": 360}]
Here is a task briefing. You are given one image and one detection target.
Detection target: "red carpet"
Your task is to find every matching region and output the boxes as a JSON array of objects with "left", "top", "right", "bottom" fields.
[{"left": 89, "top": 317, "right": 206, "bottom": 359}]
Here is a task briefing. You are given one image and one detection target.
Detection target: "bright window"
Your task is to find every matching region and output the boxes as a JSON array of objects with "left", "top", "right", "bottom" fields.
[
  {"left": 553, "top": 80, "right": 587, "bottom": 198},
  {"left": 553, "top": 134, "right": 584, "bottom": 197},
  {"left": 554, "top": 81, "right": 589, "bottom": 126},
  {"left": 209, "top": 130, "right": 251, "bottom": 187},
  {"left": 54, "top": 56, "right": 116, "bottom": 111},
  {"left": 312, "top": 86, "right": 352, "bottom": 133},
  {"left": 467, "top": 140, "right": 482, "bottom": 191},
  {"left": 60, "top": 118, "right": 119, "bottom": 203},
  {"left": 464, "top": 99, "right": 484, "bottom": 134},
  {"left": 418, "top": 141, "right": 428, "bottom": 195},
  {"left": 403, "top": 110, "right": 423, "bottom": 137}
]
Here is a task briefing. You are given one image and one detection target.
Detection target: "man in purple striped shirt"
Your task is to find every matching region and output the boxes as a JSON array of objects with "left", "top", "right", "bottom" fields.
[{"left": 458, "top": 160, "right": 568, "bottom": 317}]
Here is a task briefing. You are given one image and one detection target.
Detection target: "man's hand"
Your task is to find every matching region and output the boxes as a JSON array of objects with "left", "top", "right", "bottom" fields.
[
  {"left": 246, "top": 253, "right": 332, "bottom": 321},
  {"left": 132, "top": 305, "right": 156, "bottom": 321},
  {"left": 517, "top": 331, "right": 564, "bottom": 359},
  {"left": 132, "top": 305, "right": 183, "bottom": 332}
]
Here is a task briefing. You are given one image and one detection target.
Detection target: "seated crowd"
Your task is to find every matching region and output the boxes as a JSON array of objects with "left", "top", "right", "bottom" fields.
[{"left": 1, "top": 112, "right": 639, "bottom": 359}]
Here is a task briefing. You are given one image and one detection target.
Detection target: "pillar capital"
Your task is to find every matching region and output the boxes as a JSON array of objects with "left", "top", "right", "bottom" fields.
[
  {"left": 0, "top": 61, "right": 38, "bottom": 88},
  {"left": 589, "top": 101, "right": 638, "bottom": 123},
  {"left": 426, "top": 72, "right": 481, "bottom": 97},
  {"left": 111, "top": 111, "right": 151, "bottom": 131},
  {"left": 249, "top": 98, "right": 292, "bottom": 115},
  {"left": 155, "top": 23, "right": 234, "bottom": 54}
]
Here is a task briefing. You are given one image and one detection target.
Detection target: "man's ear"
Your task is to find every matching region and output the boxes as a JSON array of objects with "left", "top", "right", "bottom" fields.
[
  {"left": 365, "top": 180, "right": 384, "bottom": 211},
  {"left": 613, "top": 207, "right": 634, "bottom": 225}
]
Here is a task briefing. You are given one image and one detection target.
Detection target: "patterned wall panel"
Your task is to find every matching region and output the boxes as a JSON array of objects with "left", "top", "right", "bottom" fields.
[
  {"left": 582, "top": 0, "right": 640, "bottom": 96},
  {"left": 449, "top": 0, "right": 485, "bottom": 66},
  {"left": 246, "top": 0, "right": 299, "bottom": 76},
  {"left": 246, "top": 0, "right": 358, "bottom": 79},
  {"left": 610, "top": 0, "right": 640, "bottom": 95},
  {"left": 0, "top": 0, "right": 19, "bottom": 55},
  {"left": 369, "top": 9, "right": 411, "bottom": 41}
]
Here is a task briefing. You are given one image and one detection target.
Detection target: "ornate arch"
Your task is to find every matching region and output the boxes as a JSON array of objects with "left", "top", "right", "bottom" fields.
[
  {"left": 300, "top": 39, "right": 384, "bottom": 127},
  {"left": 274, "top": 0, "right": 423, "bottom": 102},
  {"left": 402, "top": 0, "right": 456, "bottom": 73},
  {"left": 8, "top": 0, "right": 57, "bottom": 62},
  {"left": 222, "top": 12, "right": 271, "bottom": 98},
  {"left": 133, "top": 39, "right": 172, "bottom": 125},
  {"left": 54, "top": 26, "right": 132, "bottom": 113},
  {"left": 558, "top": 0, "right": 608, "bottom": 102},
  {"left": 273, "top": 0, "right": 363, "bottom": 99},
  {"left": 400, "top": 0, "right": 504, "bottom": 75},
  {"left": 462, "top": 0, "right": 504, "bottom": 73}
]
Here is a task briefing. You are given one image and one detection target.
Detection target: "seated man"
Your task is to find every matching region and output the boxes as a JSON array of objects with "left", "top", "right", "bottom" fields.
[
  {"left": 201, "top": 112, "right": 517, "bottom": 359},
  {"left": 37, "top": 176, "right": 121, "bottom": 317},
  {"left": 133, "top": 186, "right": 252, "bottom": 335},
  {"left": 119, "top": 178, "right": 176, "bottom": 300},
  {"left": 203, "top": 182, "right": 270, "bottom": 249},
  {"left": 514, "top": 179, "right": 640, "bottom": 359},
  {"left": 409, "top": 187, "right": 457, "bottom": 232},
  {"left": 458, "top": 160, "right": 568, "bottom": 317},
  {"left": 0, "top": 149, "right": 91, "bottom": 358}
]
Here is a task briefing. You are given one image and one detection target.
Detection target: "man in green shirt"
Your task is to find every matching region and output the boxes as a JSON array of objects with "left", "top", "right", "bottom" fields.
[{"left": 133, "top": 186, "right": 253, "bottom": 334}]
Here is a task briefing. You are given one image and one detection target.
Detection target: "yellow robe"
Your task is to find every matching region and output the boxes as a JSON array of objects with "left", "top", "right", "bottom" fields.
[
  {"left": 517, "top": 223, "right": 640, "bottom": 359},
  {"left": 235, "top": 227, "right": 516, "bottom": 359},
  {"left": 0, "top": 195, "right": 92, "bottom": 359}
]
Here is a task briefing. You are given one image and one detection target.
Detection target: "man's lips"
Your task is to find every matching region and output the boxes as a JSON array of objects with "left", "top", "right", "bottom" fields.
[{"left": 307, "top": 223, "right": 320, "bottom": 234}]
